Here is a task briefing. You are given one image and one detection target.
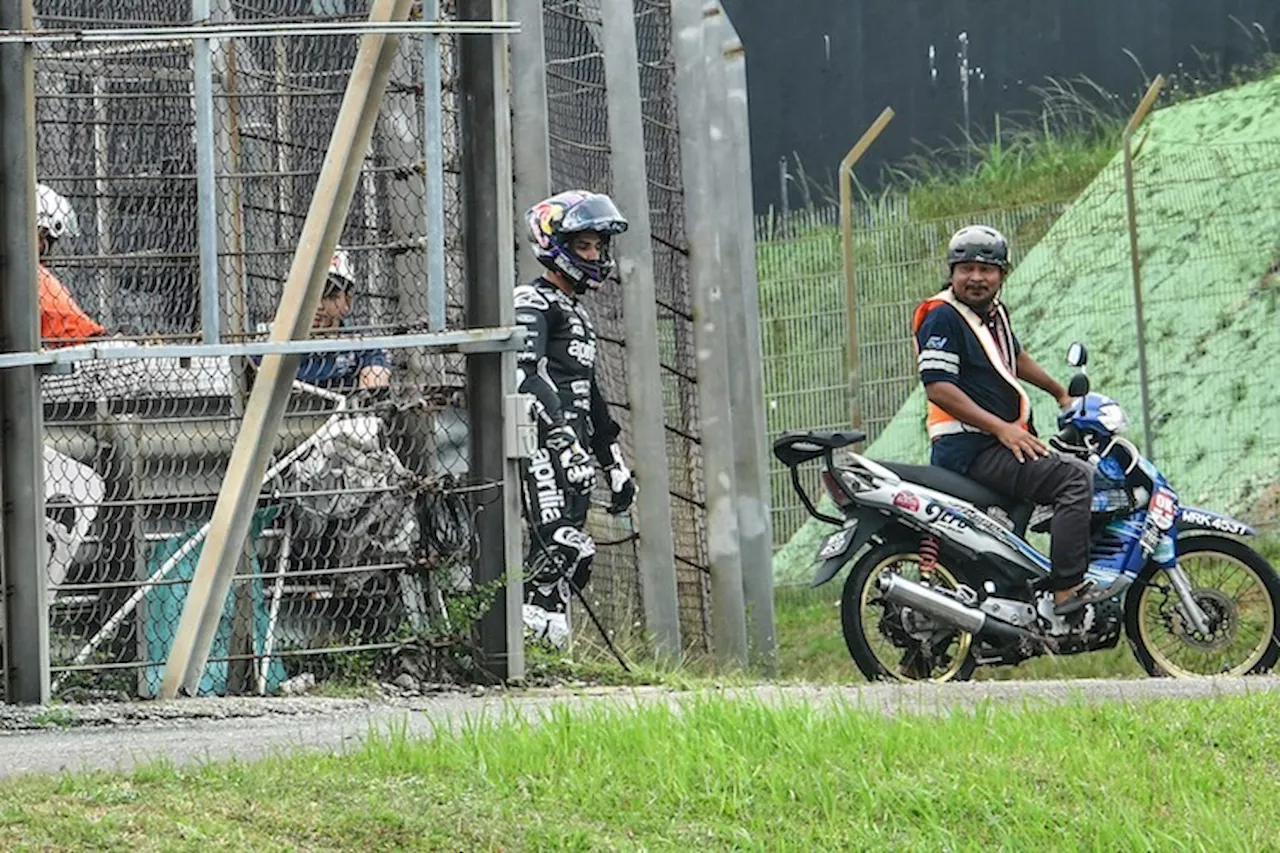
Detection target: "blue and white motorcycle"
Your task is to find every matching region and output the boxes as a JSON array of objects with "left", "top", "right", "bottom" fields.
[{"left": 774, "top": 343, "right": 1280, "bottom": 681}]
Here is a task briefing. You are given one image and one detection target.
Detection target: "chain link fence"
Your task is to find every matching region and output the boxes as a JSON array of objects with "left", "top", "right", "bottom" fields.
[
  {"left": 538, "top": 0, "right": 712, "bottom": 653},
  {"left": 982, "top": 130, "right": 1280, "bottom": 536},
  {"left": 1093, "top": 137, "right": 1280, "bottom": 530},
  {"left": 635, "top": 0, "right": 712, "bottom": 652},
  {"left": 31, "top": 0, "right": 497, "bottom": 699}
]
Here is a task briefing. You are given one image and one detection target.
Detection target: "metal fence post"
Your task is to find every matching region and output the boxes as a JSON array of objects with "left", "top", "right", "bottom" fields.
[
  {"left": 0, "top": 0, "right": 49, "bottom": 704},
  {"left": 599, "top": 0, "right": 682, "bottom": 660},
  {"left": 422, "top": 0, "right": 449, "bottom": 331},
  {"left": 382, "top": 22, "right": 440, "bottom": 479},
  {"left": 460, "top": 0, "right": 524, "bottom": 682},
  {"left": 1123, "top": 75, "right": 1165, "bottom": 461},
  {"left": 495, "top": 0, "right": 526, "bottom": 684},
  {"left": 159, "top": 0, "right": 416, "bottom": 699},
  {"left": 672, "top": 0, "right": 747, "bottom": 669},
  {"left": 193, "top": 0, "right": 221, "bottom": 345},
  {"left": 509, "top": 0, "right": 551, "bottom": 286},
  {"left": 211, "top": 12, "right": 252, "bottom": 411},
  {"left": 838, "top": 107, "right": 893, "bottom": 437},
  {"left": 716, "top": 5, "right": 776, "bottom": 673}
]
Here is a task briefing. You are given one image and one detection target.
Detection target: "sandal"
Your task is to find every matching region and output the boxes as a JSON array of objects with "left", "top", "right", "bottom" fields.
[{"left": 1052, "top": 579, "right": 1118, "bottom": 615}]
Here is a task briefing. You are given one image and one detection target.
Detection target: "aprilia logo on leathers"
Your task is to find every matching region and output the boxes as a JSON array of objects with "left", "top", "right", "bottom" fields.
[
  {"left": 529, "top": 449, "right": 565, "bottom": 523},
  {"left": 567, "top": 339, "right": 596, "bottom": 366}
]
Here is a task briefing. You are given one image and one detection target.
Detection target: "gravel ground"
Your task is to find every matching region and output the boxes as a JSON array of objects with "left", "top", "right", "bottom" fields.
[{"left": 2, "top": 676, "right": 1278, "bottom": 779}]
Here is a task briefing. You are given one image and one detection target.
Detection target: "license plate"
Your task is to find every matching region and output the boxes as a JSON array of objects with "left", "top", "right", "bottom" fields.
[{"left": 817, "top": 522, "right": 858, "bottom": 560}]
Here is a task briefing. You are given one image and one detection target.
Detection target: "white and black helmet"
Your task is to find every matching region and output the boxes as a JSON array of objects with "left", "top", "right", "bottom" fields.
[
  {"left": 36, "top": 183, "right": 80, "bottom": 242},
  {"left": 947, "top": 225, "right": 1009, "bottom": 272},
  {"left": 326, "top": 247, "right": 357, "bottom": 293}
]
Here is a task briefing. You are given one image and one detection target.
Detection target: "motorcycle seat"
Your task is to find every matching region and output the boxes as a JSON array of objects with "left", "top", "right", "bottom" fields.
[{"left": 874, "top": 461, "right": 1031, "bottom": 518}]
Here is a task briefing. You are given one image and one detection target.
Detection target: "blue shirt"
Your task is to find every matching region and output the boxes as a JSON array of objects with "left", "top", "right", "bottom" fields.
[
  {"left": 915, "top": 300, "right": 1023, "bottom": 474},
  {"left": 251, "top": 322, "right": 390, "bottom": 389},
  {"left": 295, "top": 346, "right": 389, "bottom": 387}
]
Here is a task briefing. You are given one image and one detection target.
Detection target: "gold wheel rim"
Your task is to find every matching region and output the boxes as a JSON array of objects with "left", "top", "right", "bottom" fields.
[
  {"left": 1137, "top": 551, "right": 1275, "bottom": 677},
  {"left": 858, "top": 551, "right": 972, "bottom": 682}
]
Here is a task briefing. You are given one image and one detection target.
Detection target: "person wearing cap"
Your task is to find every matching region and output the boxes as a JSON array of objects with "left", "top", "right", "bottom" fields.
[
  {"left": 298, "top": 247, "right": 391, "bottom": 389},
  {"left": 289, "top": 248, "right": 391, "bottom": 389},
  {"left": 913, "top": 225, "right": 1104, "bottom": 615}
]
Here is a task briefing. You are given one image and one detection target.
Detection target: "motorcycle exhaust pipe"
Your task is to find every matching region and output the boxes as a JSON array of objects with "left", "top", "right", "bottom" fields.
[{"left": 876, "top": 573, "right": 1035, "bottom": 646}]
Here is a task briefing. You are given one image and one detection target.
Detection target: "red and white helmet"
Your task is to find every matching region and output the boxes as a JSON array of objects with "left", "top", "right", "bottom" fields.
[
  {"left": 37, "top": 183, "right": 80, "bottom": 242},
  {"left": 326, "top": 247, "right": 356, "bottom": 293}
]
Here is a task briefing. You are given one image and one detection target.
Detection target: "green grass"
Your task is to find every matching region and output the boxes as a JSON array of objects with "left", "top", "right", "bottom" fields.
[
  {"left": 897, "top": 112, "right": 1123, "bottom": 221},
  {"left": 27, "top": 707, "right": 76, "bottom": 729},
  {"left": 775, "top": 585, "right": 855, "bottom": 682},
  {"left": 4, "top": 691, "right": 1280, "bottom": 850},
  {"left": 523, "top": 644, "right": 719, "bottom": 690}
]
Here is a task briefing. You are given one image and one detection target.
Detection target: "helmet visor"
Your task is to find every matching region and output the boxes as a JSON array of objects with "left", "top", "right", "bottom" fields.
[{"left": 561, "top": 194, "right": 629, "bottom": 236}]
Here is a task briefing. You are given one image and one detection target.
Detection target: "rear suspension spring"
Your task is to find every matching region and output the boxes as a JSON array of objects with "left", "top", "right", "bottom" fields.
[{"left": 919, "top": 535, "right": 940, "bottom": 576}]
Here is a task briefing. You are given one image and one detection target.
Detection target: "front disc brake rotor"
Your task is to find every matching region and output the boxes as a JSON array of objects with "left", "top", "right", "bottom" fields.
[{"left": 1172, "top": 588, "right": 1236, "bottom": 652}]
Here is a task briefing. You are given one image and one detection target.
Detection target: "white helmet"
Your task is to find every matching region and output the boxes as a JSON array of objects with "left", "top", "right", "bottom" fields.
[
  {"left": 326, "top": 247, "right": 356, "bottom": 292},
  {"left": 37, "top": 183, "right": 80, "bottom": 241}
]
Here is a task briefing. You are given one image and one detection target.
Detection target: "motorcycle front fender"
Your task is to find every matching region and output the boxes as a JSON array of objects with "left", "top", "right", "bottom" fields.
[{"left": 1176, "top": 506, "right": 1255, "bottom": 537}]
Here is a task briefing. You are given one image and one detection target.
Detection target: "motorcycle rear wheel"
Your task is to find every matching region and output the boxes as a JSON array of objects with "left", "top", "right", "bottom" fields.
[
  {"left": 1126, "top": 535, "right": 1280, "bottom": 677},
  {"left": 841, "top": 540, "right": 978, "bottom": 683}
]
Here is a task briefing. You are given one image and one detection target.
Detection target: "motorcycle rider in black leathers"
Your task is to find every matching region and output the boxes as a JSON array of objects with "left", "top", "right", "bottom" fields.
[{"left": 516, "top": 190, "right": 638, "bottom": 648}]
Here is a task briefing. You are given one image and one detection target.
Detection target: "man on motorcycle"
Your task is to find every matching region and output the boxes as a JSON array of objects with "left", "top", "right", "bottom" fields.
[
  {"left": 913, "top": 225, "right": 1105, "bottom": 614},
  {"left": 515, "top": 190, "right": 638, "bottom": 648}
]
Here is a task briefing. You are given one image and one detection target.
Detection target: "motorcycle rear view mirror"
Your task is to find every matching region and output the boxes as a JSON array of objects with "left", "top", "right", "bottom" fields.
[
  {"left": 1067, "top": 373, "right": 1091, "bottom": 397},
  {"left": 1066, "top": 342, "right": 1088, "bottom": 369}
]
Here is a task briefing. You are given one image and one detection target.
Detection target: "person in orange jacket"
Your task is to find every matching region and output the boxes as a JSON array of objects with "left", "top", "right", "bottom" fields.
[{"left": 37, "top": 183, "right": 107, "bottom": 347}]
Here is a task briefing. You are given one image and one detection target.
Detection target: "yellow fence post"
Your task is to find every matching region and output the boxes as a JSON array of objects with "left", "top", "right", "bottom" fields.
[
  {"left": 1123, "top": 75, "right": 1166, "bottom": 460},
  {"left": 840, "top": 107, "right": 894, "bottom": 436}
]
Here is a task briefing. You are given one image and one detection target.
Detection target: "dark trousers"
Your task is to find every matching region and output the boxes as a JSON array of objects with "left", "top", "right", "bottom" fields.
[{"left": 966, "top": 444, "right": 1092, "bottom": 591}]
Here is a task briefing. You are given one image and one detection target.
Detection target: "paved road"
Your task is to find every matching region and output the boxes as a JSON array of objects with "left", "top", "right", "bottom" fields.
[{"left": 2, "top": 677, "right": 1277, "bottom": 779}]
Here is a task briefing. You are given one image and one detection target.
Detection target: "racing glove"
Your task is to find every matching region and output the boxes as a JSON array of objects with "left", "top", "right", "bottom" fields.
[
  {"left": 546, "top": 424, "right": 595, "bottom": 495},
  {"left": 603, "top": 441, "right": 637, "bottom": 515}
]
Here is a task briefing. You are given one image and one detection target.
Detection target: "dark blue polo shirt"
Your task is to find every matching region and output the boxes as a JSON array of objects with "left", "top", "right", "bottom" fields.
[
  {"left": 250, "top": 320, "right": 390, "bottom": 389},
  {"left": 915, "top": 300, "right": 1024, "bottom": 474}
]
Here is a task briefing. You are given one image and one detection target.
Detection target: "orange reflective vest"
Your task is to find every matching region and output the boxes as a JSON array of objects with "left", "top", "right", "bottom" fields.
[
  {"left": 911, "top": 287, "right": 1029, "bottom": 441},
  {"left": 39, "top": 265, "right": 107, "bottom": 347}
]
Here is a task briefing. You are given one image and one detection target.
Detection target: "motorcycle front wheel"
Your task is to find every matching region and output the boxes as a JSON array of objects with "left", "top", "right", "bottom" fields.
[
  {"left": 841, "top": 540, "right": 977, "bottom": 683},
  {"left": 1126, "top": 534, "right": 1280, "bottom": 677}
]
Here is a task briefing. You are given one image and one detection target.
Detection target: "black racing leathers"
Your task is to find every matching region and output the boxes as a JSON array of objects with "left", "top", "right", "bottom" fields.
[{"left": 515, "top": 278, "right": 621, "bottom": 613}]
